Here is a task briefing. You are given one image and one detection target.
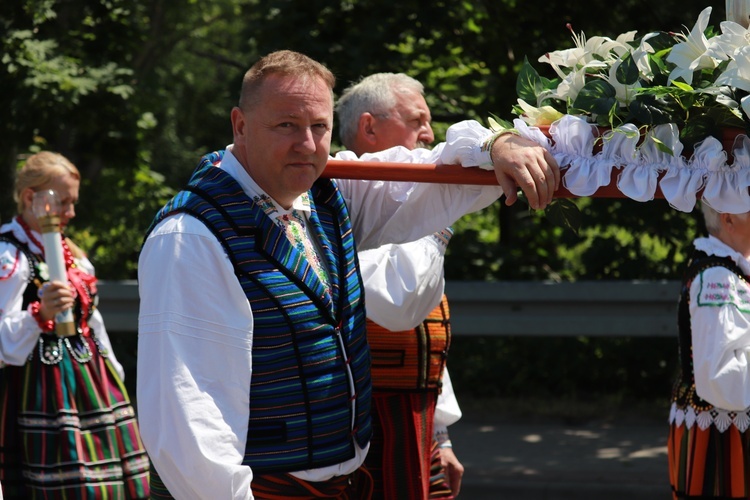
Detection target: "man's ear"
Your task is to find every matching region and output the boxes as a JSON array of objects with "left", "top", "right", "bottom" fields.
[
  {"left": 722, "top": 212, "right": 738, "bottom": 232},
  {"left": 230, "top": 107, "right": 246, "bottom": 142},
  {"left": 359, "top": 113, "right": 378, "bottom": 146}
]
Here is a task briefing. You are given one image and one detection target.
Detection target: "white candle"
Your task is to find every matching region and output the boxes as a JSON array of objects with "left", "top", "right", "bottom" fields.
[{"left": 33, "top": 190, "right": 76, "bottom": 337}]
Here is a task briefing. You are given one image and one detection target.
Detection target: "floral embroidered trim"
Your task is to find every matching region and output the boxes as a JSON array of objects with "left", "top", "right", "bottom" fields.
[
  {"left": 431, "top": 227, "right": 454, "bottom": 248},
  {"left": 64, "top": 336, "right": 92, "bottom": 363},
  {"left": 669, "top": 402, "right": 750, "bottom": 433},
  {"left": 0, "top": 247, "right": 20, "bottom": 280},
  {"left": 39, "top": 336, "right": 63, "bottom": 365},
  {"left": 28, "top": 301, "right": 54, "bottom": 333}
]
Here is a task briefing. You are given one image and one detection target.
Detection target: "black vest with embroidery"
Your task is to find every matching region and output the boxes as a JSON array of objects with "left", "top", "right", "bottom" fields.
[
  {"left": 672, "top": 250, "right": 746, "bottom": 412},
  {"left": 0, "top": 231, "right": 105, "bottom": 365},
  {"left": 147, "top": 151, "right": 372, "bottom": 473}
]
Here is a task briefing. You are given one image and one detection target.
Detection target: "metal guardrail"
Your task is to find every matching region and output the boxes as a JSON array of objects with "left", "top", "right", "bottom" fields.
[{"left": 98, "top": 280, "right": 681, "bottom": 337}]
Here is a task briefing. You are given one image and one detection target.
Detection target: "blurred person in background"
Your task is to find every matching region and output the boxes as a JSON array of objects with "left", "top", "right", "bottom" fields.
[{"left": 0, "top": 151, "right": 150, "bottom": 498}]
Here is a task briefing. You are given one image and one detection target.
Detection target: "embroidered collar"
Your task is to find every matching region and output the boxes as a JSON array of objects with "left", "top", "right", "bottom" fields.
[
  {"left": 694, "top": 235, "right": 750, "bottom": 276},
  {"left": 0, "top": 217, "right": 44, "bottom": 255}
]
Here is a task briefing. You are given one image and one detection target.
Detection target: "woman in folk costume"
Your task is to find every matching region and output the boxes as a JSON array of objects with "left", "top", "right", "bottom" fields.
[
  {"left": 668, "top": 202, "right": 750, "bottom": 499},
  {"left": 0, "top": 151, "right": 150, "bottom": 499}
]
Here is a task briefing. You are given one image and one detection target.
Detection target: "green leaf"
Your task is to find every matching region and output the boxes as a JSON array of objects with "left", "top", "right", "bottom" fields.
[
  {"left": 545, "top": 198, "right": 581, "bottom": 235},
  {"left": 516, "top": 56, "right": 556, "bottom": 106},
  {"left": 573, "top": 80, "right": 618, "bottom": 116},
  {"left": 671, "top": 80, "right": 694, "bottom": 92},
  {"left": 616, "top": 53, "right": 640, "bottom": 86},
  {"left": 628, "top": 94, "right": 681, "bottom": 125},
  {"left": 650, "top": 137, "right": 674, "bottom": 156}
]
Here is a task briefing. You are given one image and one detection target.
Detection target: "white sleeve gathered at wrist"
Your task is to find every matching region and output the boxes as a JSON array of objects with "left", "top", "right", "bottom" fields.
[
  {"left": 358, "top": 235, "right": 447, "bottom": 331},
  {"left": 441, "top": 120, "right": 493, "bottom": 169},
  {"left": 434, "top": 367, "right": 462, "bottom": 427}
]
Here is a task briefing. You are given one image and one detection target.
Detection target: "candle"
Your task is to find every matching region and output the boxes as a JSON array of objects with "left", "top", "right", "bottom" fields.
[{"left": 32, "top": 189, "right": 76, "bottom": 337}]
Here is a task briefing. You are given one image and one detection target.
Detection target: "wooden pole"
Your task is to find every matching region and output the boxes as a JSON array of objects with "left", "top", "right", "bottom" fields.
[{"left": 322, "top": 160, "right": 655, "bottom": 199}]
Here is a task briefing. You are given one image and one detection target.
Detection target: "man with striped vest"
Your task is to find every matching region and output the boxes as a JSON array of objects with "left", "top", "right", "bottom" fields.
[
  {"left": 336, "top": 73, "right": 465, "bottom": 500},
  {"left": 137, "top": 50, "right": 559, "bottom": 499}
]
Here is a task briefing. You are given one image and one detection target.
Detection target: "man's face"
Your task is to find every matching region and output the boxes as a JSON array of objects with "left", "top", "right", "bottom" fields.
[
  {"left": 372, "top": 89, "right": 434, "bottom": 151},
  {"left": 231, "top": 73, "right": 333, "bottom": 209}
]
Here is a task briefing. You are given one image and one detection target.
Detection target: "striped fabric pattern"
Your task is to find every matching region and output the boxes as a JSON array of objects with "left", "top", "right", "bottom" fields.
[
  {"left": 669, "top": 420, "right": 750, "bottom": 498},
  {"left": 364, "top": 297, "right": 451, "bottom": 498},
  {"left": 0, "top": 232, "right": 150, "bottom": 499},
  {"left": 366, "top": 296, "right": 451, "bottom": 391},
  {"left": 668, "top": 251, "right": 750, "bottom": 499},
  {"left": 428, "top": 440, "right": 455, "bottom": 499},
  {"left": 365, "top": 391, "right": 436, "bottom": 500},
  {"left": 0, "top": 336, "right": 150, "bottom": 499},
  {"left": 149, "top": 151, "right": 372, "bottom": 475}
]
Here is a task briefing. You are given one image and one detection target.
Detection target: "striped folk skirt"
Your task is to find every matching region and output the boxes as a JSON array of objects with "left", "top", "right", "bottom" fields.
[
  {"left": 668, "top": 410, "right": 750, "bottom": 499},
  {"left": 0, "top": 334, "right": 150, "bottom": 499},
  {"left": 365, "top": 391, "right": 438, "bottom": 500}
]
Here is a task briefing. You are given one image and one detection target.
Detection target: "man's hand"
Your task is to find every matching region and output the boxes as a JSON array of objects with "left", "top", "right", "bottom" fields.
[
  {"left": 439, "top": 446, "right": 464, "bottom": 497},
  {"left": 491, "top": 133, "right": 560, "bottom": 210}
]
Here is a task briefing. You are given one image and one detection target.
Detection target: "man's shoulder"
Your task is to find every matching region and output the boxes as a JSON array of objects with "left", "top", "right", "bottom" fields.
[
  {"left": 693, "top": 265, "right": 750, "bottom": 310},
  {"left": 149, "top": 212, "right": 214, "bottom": 238}
]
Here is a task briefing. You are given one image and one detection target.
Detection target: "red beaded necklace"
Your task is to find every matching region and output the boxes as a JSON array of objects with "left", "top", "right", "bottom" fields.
[{"left": 16, "top": 216, "right": 75, "bottom": 269}]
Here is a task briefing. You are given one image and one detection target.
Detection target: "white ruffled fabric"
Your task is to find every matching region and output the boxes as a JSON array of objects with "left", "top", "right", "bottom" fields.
[
  {"left": 669, "top": 402, "right": 750, "bottom": 433},
  {"left": 514, "top": 115, "right": 750, "bottom": 213}
]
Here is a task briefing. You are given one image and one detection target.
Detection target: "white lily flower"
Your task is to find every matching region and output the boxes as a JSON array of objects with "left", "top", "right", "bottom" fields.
[
  {"left": 707, "top": 20, "right": 750, "bottom": 60},
  {"left": 603, "top": 58, "right": 642, "bottom": 106},
  {"left": 540, "top": 28, "right": 632, "bottom": 70},
  {"left": 741, "top": 94, "right": 750, "bottom": 121},
  {"left": 554, "top": 65, "right": 589, "bottom": 103},
  {"left": 631, "top": 32, "right": 659, "bottom": 81},
  {"left": 715, "top": 45, "right": 750, "bottom": 92},
  {"left": 516, "top": 99, "right": 564, "bottom": 126},
  {"left": 667, "top": 6, "right": 718, "bottom": 84},
  {"left": 584, "top": 35, "right": 631, "bottom": 62}
]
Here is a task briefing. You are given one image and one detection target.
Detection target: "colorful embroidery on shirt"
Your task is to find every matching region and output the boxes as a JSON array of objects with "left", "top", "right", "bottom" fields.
[
  {"left": 431, "top": 227, "right": 454, "bottom": 248},
  {"left": 252, "top": 193, "right": 330, "bottom": 290},
  {"left": 0, "top": 249, "right": 19, "bottom": 280},
  {"left": 253, "top": 194, "right": 276, "bottom": 217},
  {"left": 697, "top": 269, "right": 750, "bottom": 311}
]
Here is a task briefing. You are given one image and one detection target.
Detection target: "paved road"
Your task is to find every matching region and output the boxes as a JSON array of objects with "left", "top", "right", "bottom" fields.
[{"left": 449, "top": 409, "right": 672, "bottom": 499}]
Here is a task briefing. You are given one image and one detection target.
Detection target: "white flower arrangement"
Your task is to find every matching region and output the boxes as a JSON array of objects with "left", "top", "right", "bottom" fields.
[
  {"left": 514, "top": 5, "right": 750, "bottom": 142},
  {"left": 498, "top": 3, "right": 750, "bottom": 213}
]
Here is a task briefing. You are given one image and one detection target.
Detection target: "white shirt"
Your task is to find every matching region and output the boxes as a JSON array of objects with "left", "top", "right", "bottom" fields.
[
  {"left": 357, "top": 232, "right": 462, "bottom": 432},
  {"left": 0, "top": 218, "right": 124, "bottom": 379},
  {"left": 137, "top": 120, "right": 501, "bottom": 500},
  {"left": 688, "top": 235, "right": 750, "bottom": 411}
]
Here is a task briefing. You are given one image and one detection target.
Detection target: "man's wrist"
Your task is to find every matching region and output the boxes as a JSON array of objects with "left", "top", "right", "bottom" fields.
[
  {"left": 480, "top": 127, "right": 519, "bottom": 168},
  {"left": 438, "top": 439, "right": 453, "bottom": 449},
  {"left": 435, "top": 428, "right": 450, "bottom": 445}
]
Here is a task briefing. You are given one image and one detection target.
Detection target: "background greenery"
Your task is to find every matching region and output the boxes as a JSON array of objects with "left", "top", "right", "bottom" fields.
[{"left": 2, "top": 0, "right": 726, "bottom": 416}]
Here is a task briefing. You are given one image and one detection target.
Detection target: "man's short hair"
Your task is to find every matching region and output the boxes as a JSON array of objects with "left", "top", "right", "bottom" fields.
[
  {"left": 336, "top": 73, "right": 424, "bottom": 149},
  {"left": 238, "top": 50, "right": 336, "bottom": 111}
]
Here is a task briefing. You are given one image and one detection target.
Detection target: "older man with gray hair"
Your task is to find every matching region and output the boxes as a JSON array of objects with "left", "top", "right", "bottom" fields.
[{"left": 336, "top": 72, "right": 468, "bottom": 499}]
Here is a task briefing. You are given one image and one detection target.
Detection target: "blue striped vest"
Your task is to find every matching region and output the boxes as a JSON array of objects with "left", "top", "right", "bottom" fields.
[{"left": 147, "top": 151, "right": 372, "bottom": 473}]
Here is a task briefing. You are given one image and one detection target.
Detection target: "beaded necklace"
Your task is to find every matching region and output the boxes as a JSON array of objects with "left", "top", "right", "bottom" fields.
[{"left": 16, "top": 215, "right": 75, "bottom": 269}]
